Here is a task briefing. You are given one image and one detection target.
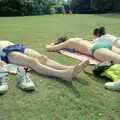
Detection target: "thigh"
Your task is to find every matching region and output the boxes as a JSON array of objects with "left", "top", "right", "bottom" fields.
[
  {"left": 24, "top": 48, "right": 43, "bottom": 58},
  {"left": 24, "top": 48, "right": 48, "bottom": 64},
  {"left": 8, "top": 52, "right": 33, "bottom": 66},
  {"left": 112, "top": 46, "right": 120, "bottom": 55},
  {"left": 94, "top": 48, "right": 120, "bottom": 61},
  {"left": 113, "top": 40, "right": 120, "bottom": 48}
]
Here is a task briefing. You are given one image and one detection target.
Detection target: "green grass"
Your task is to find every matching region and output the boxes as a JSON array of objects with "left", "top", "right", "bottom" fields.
[{"left": 0, "top": 14, "right": 120, "bottom": 120}]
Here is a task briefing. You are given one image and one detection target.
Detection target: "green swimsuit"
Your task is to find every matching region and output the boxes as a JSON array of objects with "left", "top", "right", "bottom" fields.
[{"left": 92, "top": 43, "right": 112, "bottom": 56}]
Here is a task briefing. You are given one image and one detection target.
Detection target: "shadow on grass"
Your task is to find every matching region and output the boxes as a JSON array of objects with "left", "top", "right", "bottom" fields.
[
  {"left": 32, "top": 71, "right": 91, "bottom": 98},
  {"left": 0, "top": 91, "right": 8, "bottom": 96},
  {"left": 73, "top": 77, "right": 90, "bottom": 86},
  {"left": 56, "top": 79, "right": 81, "bottom": 98},
  {"left": 51, "top": 77, "right": 90, "bottom": 98},
  {"left": 18, "top": 88, "right": 35, "bottom": 94}
]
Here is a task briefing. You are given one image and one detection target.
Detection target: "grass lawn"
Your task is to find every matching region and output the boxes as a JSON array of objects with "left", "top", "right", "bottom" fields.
[{"left": 0, "top": 14, "right": 120, "bottom": 120}]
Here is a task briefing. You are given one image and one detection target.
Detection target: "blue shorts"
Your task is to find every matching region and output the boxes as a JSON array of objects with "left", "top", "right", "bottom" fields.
[
  {"left": 1, "top": 44, "right": 27, "bottom": 63},
  {"left": 67, "top": 48, "right": 76, "bottom": 52},
  {"left": 92, "top": 43, "right": 112, "bottom": 56}
]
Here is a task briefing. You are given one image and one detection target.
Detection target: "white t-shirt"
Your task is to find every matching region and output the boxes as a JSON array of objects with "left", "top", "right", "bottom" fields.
[{"left": 93, "top": 34, "right": 119, "bottom": 45}]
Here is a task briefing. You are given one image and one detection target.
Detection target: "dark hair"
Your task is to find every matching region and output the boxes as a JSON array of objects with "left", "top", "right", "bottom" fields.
[
  {"left": 55, "top": 36, "right": 69, "bottom": 45},
  {"left": 93, "top": 27, "right": 106, "bottom": 37}
]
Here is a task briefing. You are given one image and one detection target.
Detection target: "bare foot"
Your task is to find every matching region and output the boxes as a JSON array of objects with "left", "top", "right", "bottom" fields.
[
  {"left": 61, "top": 60, "right": 89, "bottom": 82},
  {"left": 61, "top": 69, "right": 74, "bottom": 82},
  {"left": 72, "top": 59, "right": 89, "bottom": 78}
]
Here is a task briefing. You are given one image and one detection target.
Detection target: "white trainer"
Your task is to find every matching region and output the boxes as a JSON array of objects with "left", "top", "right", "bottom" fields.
[
  {"left": 17, "top": 67, "right": 35, "bottom": 91},
  {"left": 104, "top": 81, "right": 120, "bottom": 91},
  {"left": 0, "top": 75, "right": 8, "bottom": 94},
  {"left": 0, "top": 67, "right": 8, "bottom": 94}
]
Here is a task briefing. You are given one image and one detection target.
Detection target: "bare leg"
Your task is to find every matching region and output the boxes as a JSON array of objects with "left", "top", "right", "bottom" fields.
[
  {"left": 113, "top": 40, "right": 120, "bottom": 48},
  {"left": 94, "top": 48, "right": 120, "bottom": 63},
  {"left": 112, "top": 46, "right": 120, "bottom": 55},
  {"left": 8, "top": 52, "right": 89, "bottom": 81},
  {"left": 73, "top": 59, "right": 89, "bottom": 77},
  {"left": 24, "top": 48, "right": 74, "bottom": 69}
]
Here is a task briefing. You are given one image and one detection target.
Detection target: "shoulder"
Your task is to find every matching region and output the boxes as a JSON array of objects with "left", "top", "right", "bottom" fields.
[{"left": 105, "top": 34, "right": 116, "bottom": 38}]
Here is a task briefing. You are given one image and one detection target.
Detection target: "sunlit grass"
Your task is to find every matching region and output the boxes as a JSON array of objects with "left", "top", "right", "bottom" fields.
[{"left": 0, "top": 14, "right": 120, "bottom": 120}]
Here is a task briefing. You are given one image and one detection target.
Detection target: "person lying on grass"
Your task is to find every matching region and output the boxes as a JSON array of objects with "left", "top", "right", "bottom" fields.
[
  {"left": 0, "top": 40, "right": 89, "bottom": 87},
  {"left": 92, "top": 26, "right": 120, "bottom": 48},
  {"left": 46, "top": 36, "right": 120, "bottom": 64}
]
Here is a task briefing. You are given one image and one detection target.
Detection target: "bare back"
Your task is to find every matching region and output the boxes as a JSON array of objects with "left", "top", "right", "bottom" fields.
[{"left": 66, "top": 38, "right": 93, "bottom": 55}]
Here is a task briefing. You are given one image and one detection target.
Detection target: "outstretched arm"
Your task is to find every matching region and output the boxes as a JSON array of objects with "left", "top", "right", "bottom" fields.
[{"left": 46, "top": 42, "right": 68, "bottom": 52}]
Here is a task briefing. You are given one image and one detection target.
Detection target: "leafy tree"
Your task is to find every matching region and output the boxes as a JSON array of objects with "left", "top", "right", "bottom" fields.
[
  {"left": 91, "top": 0, "right": 114, "bottom": 12},
  {"left": 70, "top": 0, "right": 91, "bottom": 13},
  {"left": 70, "top": 0, "right": 114, "bottom": 13},
  {"left": 0, "top": 0, "right": 66, "bottom": 16}
]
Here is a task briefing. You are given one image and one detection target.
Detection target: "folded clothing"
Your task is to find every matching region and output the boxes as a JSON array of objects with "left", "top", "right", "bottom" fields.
[{"left": 101, "top": 64, "right": 120, "bottom": 82}]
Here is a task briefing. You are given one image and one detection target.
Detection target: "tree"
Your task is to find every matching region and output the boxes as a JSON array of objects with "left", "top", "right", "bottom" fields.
[
  {"left": 70, "top": 0, "right": 114, "bottom": 13},
  {"left": 70, "top": 0, "right": 91, "bottom": 13},
  {"left": 91, "top": 0, "right": 114, "bottom": 12},
  {"left": 0, "top": 0, "right": 66, "bottom": 16}
]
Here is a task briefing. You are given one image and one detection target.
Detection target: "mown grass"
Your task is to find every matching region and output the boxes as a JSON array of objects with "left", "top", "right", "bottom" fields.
[{"left": 0, "top": 14, "right": 120, "bottom": 120}]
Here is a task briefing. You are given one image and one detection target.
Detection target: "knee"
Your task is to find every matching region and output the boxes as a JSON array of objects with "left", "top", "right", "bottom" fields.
[
  {"left": 39, "top": 55, "right": 48, "bottom": 64},
  {"left": 41, "top": 55, "right": 48, "bottom": 60}
]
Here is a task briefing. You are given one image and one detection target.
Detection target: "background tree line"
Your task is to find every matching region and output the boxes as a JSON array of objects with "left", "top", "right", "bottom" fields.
[
  {"left": 0, "top": 0, "right": 65, "bottom": 16},
  {"left": 0, "top": 0, "right": 116, "bottom": 16},
  {"left": 71, "top": 0, "right": 115, "bottom": 13}
]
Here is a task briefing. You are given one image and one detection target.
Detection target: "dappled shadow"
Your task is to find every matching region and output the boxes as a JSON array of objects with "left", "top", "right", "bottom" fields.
[
  {"left": 60, "top": 81, "right": 81, "bottom": 98},
  {"left": 50, "top": 77, "right": 81, "bottom": 98},
  {"left": 54, "top": 77, "right": 90, "bottom": 98},
  {"left": 31, "top": 66, "right": 93, "bottom": 98},
  {"left": 73, "top": 77, "right": 90, "bottom": 86},
  {"left": 32, "top": 71, "right": 91, "bottom": 98}
]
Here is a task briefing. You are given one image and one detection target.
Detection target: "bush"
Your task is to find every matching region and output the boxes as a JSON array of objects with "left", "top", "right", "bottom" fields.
[
  {"left": 91, "top": 0, "right": 114, "bottom": 12},
  {"left": 70, "top": 0, "right": 114, "bottom": 13},
  {"left": 54, "top": 4, "right": 64, "bottom": 14},
  {"left": 0, "top": 0, "right": 62, "bottom": 16}
]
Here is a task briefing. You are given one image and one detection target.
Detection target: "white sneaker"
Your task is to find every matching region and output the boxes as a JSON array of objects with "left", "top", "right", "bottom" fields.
[
  {"left": 104, "top": 81, "right": 120, "bottom": 90},
  {"left": 17, "top": 67, "right": 35, "bottom": 91},
  {"left": 0, "top": 67, "right": 8, "bottom": 94},
  {"left": 0, "top": 75, "right": 8, "bottom": 94}
]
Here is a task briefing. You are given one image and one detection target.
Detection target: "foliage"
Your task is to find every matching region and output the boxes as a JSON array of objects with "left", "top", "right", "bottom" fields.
[
  {"left": 91, "top": 0, "right": 114, "bottom": 12},
  {"left": 0, "top": 0, "right": 65, "bottom": 16},
  {"left": 70, "top": 0, "right": 91, "bottom": 13},
  {"left": 70, "top": 0, "right": 114, "bottom": 13}
]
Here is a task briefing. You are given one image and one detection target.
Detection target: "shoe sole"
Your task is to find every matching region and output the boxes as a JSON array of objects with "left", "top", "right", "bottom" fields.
[
  {"left": 23, "top": 87, "right": 35, "bottom": 91},
  {"left": 17, "top": 82, "right": 35, "bottom": 91},
  {"left": 104, "top": 86, "right": 120, "bottom": 91},
  {"left": 0, "top": 90, "right": 8, "bottom": 95}
]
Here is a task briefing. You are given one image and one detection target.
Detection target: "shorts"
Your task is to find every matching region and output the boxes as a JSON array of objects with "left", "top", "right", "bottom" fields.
[
  {"left": 1, "top": 44, "right": 27, "bottom": 63},
  {"left": 92, "top": 43, "right": 112, "bottom": 57},
  {"left": 67, "top": 48, "right": 76, "bottom": 52}
]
